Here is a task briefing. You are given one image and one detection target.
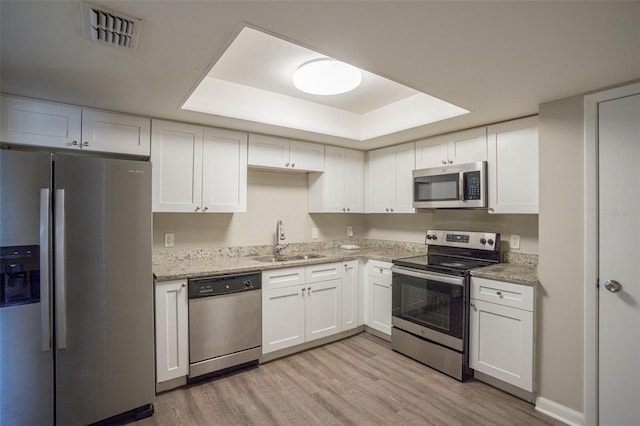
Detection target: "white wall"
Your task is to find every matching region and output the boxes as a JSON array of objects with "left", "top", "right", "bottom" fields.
[
  {"left": 537, "top": 95, "right": 585, "bottom": 413},
  {"left": 153, "top": 169, "right": 365, "bottom": 249}
]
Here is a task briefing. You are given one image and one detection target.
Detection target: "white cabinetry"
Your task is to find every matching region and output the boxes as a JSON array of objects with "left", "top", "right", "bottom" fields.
[
  {"left": 487, "top": 116, "right": 538, "bottom": 214},
  {"left": 470, "top": 277, "right": 535, "bottom": 393},
  {"left": 415, "top": 127, "right": 487, "bottom": 169},
  {"left": 262, "top": 263, "right": 342, "bottom": 354},
  {"left": 248, "top": 133, "right": 324, "bottom": 171},
  {"left": 365, "top": 260, "right": 393, "bottom": 337},
  {"left": 342, "top": 260, "right": 359, "bottom": 331},
  {"left": 151, "top": 119, "right": 247, "bottom": 213},
  {"left": 367, "top": 142, "right": 415, "bottom": 213},
  {"left": 0, "top": 95, "right": 150, "bottom": 156},
  {"left": 155, "top": 279, "right": 189, "bottom": 384},
  {"left": 308, "top": 146, "right": 364, "bottom": 213}
]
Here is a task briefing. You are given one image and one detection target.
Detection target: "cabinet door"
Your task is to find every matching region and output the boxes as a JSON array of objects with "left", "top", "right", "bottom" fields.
[
  {"left": 248, "top": 134, "right": 290, "bottom": 169},
  {"left": 469, "top": 299, "right": 534, "bottom": 391},
  {"left": 369, "top": 275, "right": 392, "bottom": 335},
  {"left": 81, "top": 109, "right": 151, "bottom": 156},
  {"left": 447, "top": 127, "right": 487, "bottom": 165},
  {"left": 342, "top": 261, "right": 359, "bottom": 331},
  {"left": 393, "top": 142, "right": 416, "bottom": 213},
  {"left": 202, "top": 128, "right": 247, "bottom": 212},
  {"left": 151, "top": 120, "right": 203, "bottom": 212},
  {"left": 415, "top": 135, "right": 448, "bottom": 169},
  {"left": 344, "top": 149, "right": 364, "bottom": 213},
  {"left": 487, "top": 116, "right": 538, "bottom": 214},
  {"left": 262, "top": 285, "right": 306, "bottom": 354},
  {"left": 305, "top": 279, "right": 342, "bottom": 342},
  {"left": 321, "top": 146, "right": 346, "bottom": 212},
  {"left": 1, "top": 95, "right": 81, "bottom": 149},
  {"left": 367, "top": 148, "right": 396, "bottom": 212},
  {"left": 289, "top": 140, "right": 324, "bottom": 172},
  {"left": 155, "top": 280, "right": 188, "bottom": 383}
]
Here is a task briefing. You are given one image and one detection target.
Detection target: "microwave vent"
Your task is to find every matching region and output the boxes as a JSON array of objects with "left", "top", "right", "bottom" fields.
[{"left": 81, "top": 2, "right": 143, "bottom": 51}]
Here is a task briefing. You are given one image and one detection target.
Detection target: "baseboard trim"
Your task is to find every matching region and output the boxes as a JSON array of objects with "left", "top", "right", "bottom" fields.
[
  {"left": 364, "top": 325, "right": 390, "bottom": 342},
  {"left": 535, "top": 397, "right": 584, "bottom": 426}
]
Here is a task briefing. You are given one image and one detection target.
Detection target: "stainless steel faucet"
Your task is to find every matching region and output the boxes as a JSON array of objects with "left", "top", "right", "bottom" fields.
[{"left": 274, "top": 219, "right": 289, "bottom": 256}]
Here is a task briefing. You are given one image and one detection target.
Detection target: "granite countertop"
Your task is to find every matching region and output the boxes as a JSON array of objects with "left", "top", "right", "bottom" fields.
[
  {"left": 153, "top": 246, "right": 422, "bottom": 281},
  {"left": 471, "top": 263, "right": 538, "bottom": 286}
]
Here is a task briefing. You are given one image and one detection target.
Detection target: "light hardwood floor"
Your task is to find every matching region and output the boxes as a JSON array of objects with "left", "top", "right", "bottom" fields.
[{"left": 138, "top": 333, "right": 562, "bottom": 425}]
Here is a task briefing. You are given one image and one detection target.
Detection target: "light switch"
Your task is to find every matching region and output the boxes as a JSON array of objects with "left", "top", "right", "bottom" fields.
[
  {"left": 510, "top": 234, "right": 521, "bottom": 250},
  {"left": 164, "top": 233, "right": 175, "bottom": 248}
]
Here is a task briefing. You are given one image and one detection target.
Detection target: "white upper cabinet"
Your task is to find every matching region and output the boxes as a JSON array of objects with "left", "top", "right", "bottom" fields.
[
  {"left": 81, "top": 108, "right": 151, "bottom": 156},
  {"left": 487, "top": 116, "right": 538, "bottom": 214},
  {"left": 0, "top": 95, "right": 150, "bottom": 156},
  {"left": 151, "top": 119, "right": 247, "bottom": 213},
  {"left": 367, "top": 142, "right": 415, "bottom": 213},
  {"left": 248, "top": 133, "right": 324, "bottom": 172},
  {"left": 415, "top": 127, "right": 487, "bottom": 169},
  {"left": 308, "top": 146, "right": 364, "bottom": 213}
]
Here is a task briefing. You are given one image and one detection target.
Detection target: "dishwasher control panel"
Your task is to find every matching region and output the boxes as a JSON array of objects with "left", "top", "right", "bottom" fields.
[{"left": 188, "top": 271, "right": 261, "bottom": 299}]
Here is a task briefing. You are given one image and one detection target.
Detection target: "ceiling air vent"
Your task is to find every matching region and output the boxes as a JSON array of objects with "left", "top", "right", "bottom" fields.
[{"left": 81, "top": 2, "right": 143, "bottom": 51}]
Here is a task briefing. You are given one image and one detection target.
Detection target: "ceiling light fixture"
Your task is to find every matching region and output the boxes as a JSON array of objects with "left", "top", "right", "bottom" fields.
[{"left": 293, "top": 59, "right": 362, "bottom": 95}]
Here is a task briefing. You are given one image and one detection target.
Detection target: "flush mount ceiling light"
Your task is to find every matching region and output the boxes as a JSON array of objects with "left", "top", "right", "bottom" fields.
[{"left": 293, "top": 59, "right": 362, "bottom": 95}]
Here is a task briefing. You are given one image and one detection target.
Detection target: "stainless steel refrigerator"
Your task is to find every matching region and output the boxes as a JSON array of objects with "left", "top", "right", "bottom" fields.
[{"left": 0, "top": 150, "right": 154, "bottom": 425}]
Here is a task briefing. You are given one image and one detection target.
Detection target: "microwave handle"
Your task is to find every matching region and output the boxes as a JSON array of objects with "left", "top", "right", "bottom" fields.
[{"left": 458, "top": 172, "right": 465, "bottom": 201}]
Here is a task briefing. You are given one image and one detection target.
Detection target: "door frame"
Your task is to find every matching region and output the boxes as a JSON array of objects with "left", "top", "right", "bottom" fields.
[{"left": 583, "top": 81, "right": 640, "bottom": 426}]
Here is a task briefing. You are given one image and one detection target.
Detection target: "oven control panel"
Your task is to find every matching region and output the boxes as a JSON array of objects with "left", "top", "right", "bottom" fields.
[{"left": 426, "top": 230, "right": 499, "bottom": 251}]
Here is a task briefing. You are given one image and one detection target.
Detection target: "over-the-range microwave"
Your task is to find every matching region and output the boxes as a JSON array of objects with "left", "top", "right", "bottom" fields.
[{"left": 413, "top": 161, "right": 487, "bottom": 209}]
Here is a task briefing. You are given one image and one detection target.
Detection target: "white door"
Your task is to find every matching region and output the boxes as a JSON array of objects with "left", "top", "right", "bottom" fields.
[{"left": 598, "top": 93, "right": 640, "bottom": 425}]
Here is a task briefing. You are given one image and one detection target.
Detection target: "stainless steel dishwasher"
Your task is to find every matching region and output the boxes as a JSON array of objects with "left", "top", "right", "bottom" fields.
[{"left": 188, "top": 271, "right": 261, "bottom": 379}]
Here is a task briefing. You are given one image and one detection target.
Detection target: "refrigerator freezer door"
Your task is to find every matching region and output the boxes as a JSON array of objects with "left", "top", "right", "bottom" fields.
[
  {"left": 0, "top": 150, "right": 54, "bottom": 425},
  {"left": 53, "top": 155, "right": 154, "bottom": 425}
]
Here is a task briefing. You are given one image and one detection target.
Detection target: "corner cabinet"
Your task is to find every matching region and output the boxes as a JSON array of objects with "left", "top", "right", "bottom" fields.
[
  {"left": 365, "top": 260, "right": 393, "bottom": 337},
  {"left": 155, "top": 279, "right": 189, "bottom": 385},
  {"left": 308, "top": 146, "right": 364, "bottom": 213},
  {"left": 151, "top": 119, "right": 247, "bottom": 213},
  {"left": 469, "top": 277, "right": 535, "bottom": 397},
  {"left": 415, "top": 127, "right": 487, "bottom": 169},
  {"left": 248, "top": 133, "right": 324, "bottom": 172},
  {"left": 487, "top": 116, "right": 539, "bottom": 214},
  {"left": 0, "top": 95, "right": 150, "bottom": 156},
  {"left": 367, "top": 142, "right": 415, "bottom": 213}
]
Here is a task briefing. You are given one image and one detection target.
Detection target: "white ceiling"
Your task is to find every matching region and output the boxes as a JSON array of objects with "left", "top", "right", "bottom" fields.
[{"left": 1, "top": 1, "right": 639, "bottom": 150}]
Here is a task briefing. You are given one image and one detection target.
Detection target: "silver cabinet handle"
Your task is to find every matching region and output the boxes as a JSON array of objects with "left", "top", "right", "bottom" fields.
[
  {"left": 301, "top": 288, "right": 306, "bottom": 294},
  {"left": 40, "top": 188, "right": 51, "bottom": 352},
  {"left": 72, "top": 141, "right": 79, "bottom": 146},
  {"left": 55, "top": 189, "right": 67, "bottom": 350},
  {"left": 342, "top": 208, "right": 346, "bottom": 212},
  {"left": 347, "top": 208, "right": 350, "bottom": 212},
  {"left": 604, "top": 280, "right": 622, "bottom": 293},
  {"left": 390, "top": 208, "right": 394, "bottom": 212},
  {"left": 441, "top": 160, "right": 446, "bottom": 165},
  {"left": 448, "top": 159, "right": 453, "bottom": 164},
  {"left": 385, "top": 208, "right": 389, "bottom": 212},
  {"left": 496, "top": 291, "right": 503, "bottom": 298},
  {"left": 470, "top": 302, "right": 476, "bottom": 310},
  {"left": 194, "top": 206, "right": 200, "bottom": 212},
  {"left": 291, "top": 163, "right": 295, "bottom": 168},
  {"left": 488, "top": 208, "right": 495, "bottom": 213},
  {"left": 285, "top": 162, "right": 290, "bottom": 167},
  {"left": 307, "top": 286, "right": 311, "bottom": 293},
  {"left": 83, "top": 141, "right": 90, "bottom": 147},
  {"left": 203, "top": 206, "right": 208, "bottom": 212}
]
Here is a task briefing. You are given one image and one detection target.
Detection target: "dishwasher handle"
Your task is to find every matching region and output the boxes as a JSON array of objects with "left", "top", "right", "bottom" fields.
[{"left": 188, "top": 271, "right": 262, "bottom": 299}]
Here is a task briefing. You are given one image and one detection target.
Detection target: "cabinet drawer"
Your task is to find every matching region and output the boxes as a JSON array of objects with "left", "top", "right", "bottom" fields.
[
  {"left": 471, "top": 277, "right": 534, "bottom": 311},
  {"left": 367, "top": 260, "right": 392, "bottom": 281},
  {"left": 262, "top": 267, "right": 306, "bottom": 290},
  {"left": 306, "top": 262, "right": 341, "bottom": 283}
]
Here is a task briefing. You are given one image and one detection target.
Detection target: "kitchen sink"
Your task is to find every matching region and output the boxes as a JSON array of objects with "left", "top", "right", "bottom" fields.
[{"left": 254, "top": 254, "right": 324, "bottom": 263}]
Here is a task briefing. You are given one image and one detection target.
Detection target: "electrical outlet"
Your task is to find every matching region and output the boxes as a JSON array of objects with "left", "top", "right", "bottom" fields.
[
  {"left": 311, "top": 228, "right": 319, "bottom": 239},
  {"left": 510, "top": 234, "right": 521, "bottom": 250},
  {"left": 164, "top": 233, "right": 175, "bottom": 248},
  {"left": 347, "top": 226, "right": 353, "bottom": 237}
]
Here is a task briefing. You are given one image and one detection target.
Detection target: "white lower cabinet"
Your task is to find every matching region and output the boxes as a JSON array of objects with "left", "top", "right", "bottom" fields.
[
  {"left": 365, "top": 260, "right": 393, "bottom": 336},
  {"left": 262, "top": 263, "right": 343, "bottom": 354},
  {"left": 469, "top": 277, "right": 535, "bottom": 392},
  {"left": 155, "top": 279, "right": 189, "bottom": 384},
  {"left": 341, "top": 260, "right": 359, "bottom": 331}
]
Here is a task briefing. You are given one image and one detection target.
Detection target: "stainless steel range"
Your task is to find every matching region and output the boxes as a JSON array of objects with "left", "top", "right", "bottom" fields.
[{"left": 391, "top": 230, "right": 500, "bottom": 381}]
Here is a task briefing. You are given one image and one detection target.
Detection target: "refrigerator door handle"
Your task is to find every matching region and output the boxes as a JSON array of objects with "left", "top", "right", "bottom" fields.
[
  {"left": 55, "top": 189, "right": 67, "bottom": 349},
  {"left": 40, "top": 188, "right": 51, "bottom": 352}
]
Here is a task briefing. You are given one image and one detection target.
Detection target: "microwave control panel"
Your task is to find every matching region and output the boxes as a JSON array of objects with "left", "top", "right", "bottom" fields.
[{"left": 464, "top": 171, "right": 482, "bottom": 200}]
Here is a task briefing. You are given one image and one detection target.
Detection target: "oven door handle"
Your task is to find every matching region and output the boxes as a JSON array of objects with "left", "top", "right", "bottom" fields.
[{"left": 391, "top": 266, "right": 466, "bottom": 287}]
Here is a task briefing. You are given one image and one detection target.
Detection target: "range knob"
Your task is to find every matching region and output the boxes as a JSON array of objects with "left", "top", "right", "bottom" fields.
[
  {"left": 487, "top": 239, "right": 494, "bottom": 246},
  {"left": 427, "top": 234, "right": 433, "bottom": 240},
  {"left": 480, "top": 238, "right": 487, "bottom": 245},
  {"left": 432, "top": 235, "right": 438, "bottom": 240}
]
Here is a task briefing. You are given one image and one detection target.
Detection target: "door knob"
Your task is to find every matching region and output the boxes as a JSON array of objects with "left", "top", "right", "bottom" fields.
[{"left": 604, "top": 280, "right": 622, "bottom": 293}]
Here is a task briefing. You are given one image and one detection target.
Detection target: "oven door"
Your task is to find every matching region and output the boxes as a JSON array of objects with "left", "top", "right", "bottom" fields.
[{"left": 391, "top": 266, "right": 466, "bottom": 351}]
